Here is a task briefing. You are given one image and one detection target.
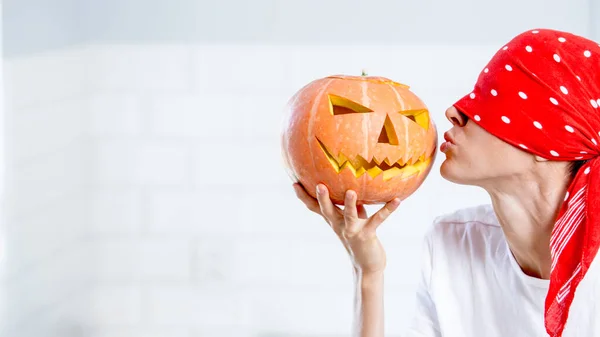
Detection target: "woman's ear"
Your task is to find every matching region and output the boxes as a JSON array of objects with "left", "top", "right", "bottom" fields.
[{"left": 534, "top": 155, "right": 549, "bottom": 162}]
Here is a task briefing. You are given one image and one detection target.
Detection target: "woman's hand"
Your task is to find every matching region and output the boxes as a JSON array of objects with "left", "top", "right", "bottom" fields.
[{"left": 293, "top": 183, "right": 401, "bottom": 274}]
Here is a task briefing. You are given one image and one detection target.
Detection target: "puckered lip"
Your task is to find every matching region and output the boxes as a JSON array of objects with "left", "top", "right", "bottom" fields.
[{"left": 443, "top": 131, "right": 455, "bottom": 144}]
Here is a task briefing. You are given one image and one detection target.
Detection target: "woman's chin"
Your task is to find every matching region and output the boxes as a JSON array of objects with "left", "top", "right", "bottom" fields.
[{"left": 440, "top": 158, "right": 467, "bottom": 184}]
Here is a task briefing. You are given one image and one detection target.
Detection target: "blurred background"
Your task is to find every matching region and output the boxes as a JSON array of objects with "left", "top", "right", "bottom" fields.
[{"left": 0, "top": 0, "right": 598, "bottom": 336}]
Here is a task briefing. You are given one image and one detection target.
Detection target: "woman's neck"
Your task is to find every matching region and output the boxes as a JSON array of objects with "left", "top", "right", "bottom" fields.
[{"left": 482, "top": 171, "right": 570, "bottom": 279}]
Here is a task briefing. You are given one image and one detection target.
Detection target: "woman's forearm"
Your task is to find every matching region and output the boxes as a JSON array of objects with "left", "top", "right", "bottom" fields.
[{"left": 353, "top": 268, "right": 385, "bottom": 337}]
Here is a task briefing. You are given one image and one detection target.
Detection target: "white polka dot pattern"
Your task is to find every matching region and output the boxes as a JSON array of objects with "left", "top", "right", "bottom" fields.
[
  {"left": 554, "top": 54, "right": 561, "bottom": 62},
  {"left": 565, "top": 125, "right": 575, "bottom": 133},
  {"left": 455, "top": 29, "right": 599, "bottom": 162}
]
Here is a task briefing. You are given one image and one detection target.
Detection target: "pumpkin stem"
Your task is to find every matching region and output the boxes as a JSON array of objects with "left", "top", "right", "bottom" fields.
[{"left": 361, "top": 69, "right": 368, "bottom": 76}]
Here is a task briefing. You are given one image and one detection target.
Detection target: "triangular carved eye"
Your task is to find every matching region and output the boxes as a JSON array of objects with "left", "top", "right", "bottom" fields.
[
  {"left": 399, "top": 109, "right": 430, "bottom": 130},
  {"left": 329, "top": 94, "right": 373, "bottom": 115}
]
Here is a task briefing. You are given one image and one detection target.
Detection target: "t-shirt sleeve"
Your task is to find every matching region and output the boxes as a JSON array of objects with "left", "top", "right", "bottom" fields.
[{"left": 403, "top": 227, "right": 442, "bottom": 337}]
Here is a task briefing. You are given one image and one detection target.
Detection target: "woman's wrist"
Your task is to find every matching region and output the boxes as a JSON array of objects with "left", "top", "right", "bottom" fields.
[{"left": 355, "top": 268, "right": 384, "bottom": 288}]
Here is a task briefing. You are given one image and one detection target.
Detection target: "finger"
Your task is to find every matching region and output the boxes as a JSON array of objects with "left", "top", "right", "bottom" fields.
[
  {"left": 344, "top": 190, "right": 361, "bottom": 232},
  {"left": 293, "top": 183, "right": 321, "bottom": 214},
  {"left": 315, "top": 184, "right": 342, "bottom": 222},
  {"left": 366, "top": 198, "right": 401, "bottom": 230}
]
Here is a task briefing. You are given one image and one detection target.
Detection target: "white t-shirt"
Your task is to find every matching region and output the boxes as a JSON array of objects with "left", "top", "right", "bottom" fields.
[{"left": 406, "top": 204, "right": 600, "bottom": 337}]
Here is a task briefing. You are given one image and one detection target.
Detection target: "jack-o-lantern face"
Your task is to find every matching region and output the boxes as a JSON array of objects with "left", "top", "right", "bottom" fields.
[{"left": 281, "top": 74, "right": 437, "bottom": 205}]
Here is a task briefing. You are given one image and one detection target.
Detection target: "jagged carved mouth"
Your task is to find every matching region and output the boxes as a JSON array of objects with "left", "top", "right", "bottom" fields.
[{"left": 316, "top": 138, "right": 430, "bottom": 180}]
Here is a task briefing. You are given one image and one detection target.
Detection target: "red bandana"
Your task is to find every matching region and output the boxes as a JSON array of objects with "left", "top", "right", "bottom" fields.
[{"left": 453, "top": 29, "right": 600, "bottom": 337}]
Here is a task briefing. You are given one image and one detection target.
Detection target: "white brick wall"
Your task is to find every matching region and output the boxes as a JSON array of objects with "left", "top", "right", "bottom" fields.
[
  {"left": 2, "top": 43, "right": 496, "bottom": 337},
  {"left": 90, "top": 238, "right": 192, "bottom": 282},
  {"left": 85, "top": 45, "right": 194, "bottom": 94},
  {"left": 92, "top": 139, "right": 192, "bottom": 186},
  {"left": 1, "top": 49, "right": 91, "bottom": 337}
]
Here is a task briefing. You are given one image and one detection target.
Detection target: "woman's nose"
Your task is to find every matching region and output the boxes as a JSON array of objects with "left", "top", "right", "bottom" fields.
[{"left": 445, "top": 106, "right": 468, "bottom": 127}]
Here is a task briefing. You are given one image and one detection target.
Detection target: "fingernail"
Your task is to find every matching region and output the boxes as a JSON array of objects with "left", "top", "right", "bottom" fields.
[{"left": 316, "top": 185, "right": 322, "bottom": 195}]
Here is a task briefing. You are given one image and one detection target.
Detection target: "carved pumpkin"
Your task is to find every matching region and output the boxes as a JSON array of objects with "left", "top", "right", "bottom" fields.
[{"left": 281, "top": 73, "right": 437, "bottom": 205}]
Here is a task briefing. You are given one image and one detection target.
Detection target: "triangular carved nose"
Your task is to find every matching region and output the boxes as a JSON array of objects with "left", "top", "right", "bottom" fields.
[{"left": 378, "top": 114, "right": 399, "bottom": 145}]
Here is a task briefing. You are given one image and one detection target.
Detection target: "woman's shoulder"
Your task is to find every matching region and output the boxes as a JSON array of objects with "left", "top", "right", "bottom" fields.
[
  {"left": 424, "top": 204, "right": 506, "bottom": 255},
  {"left": 432, "top": 204, "right": 499, "bottom": 228}
]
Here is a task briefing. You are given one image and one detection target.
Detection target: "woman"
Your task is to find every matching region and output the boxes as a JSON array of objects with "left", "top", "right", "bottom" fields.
[{"left": 293, "top": 28, "right": 600, "bottom": 337}]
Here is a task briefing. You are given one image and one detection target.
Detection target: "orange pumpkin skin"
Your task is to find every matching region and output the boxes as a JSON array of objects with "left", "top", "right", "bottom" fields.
[{"left": 281, "top": 74, "right": 437, "bottom": 205}]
